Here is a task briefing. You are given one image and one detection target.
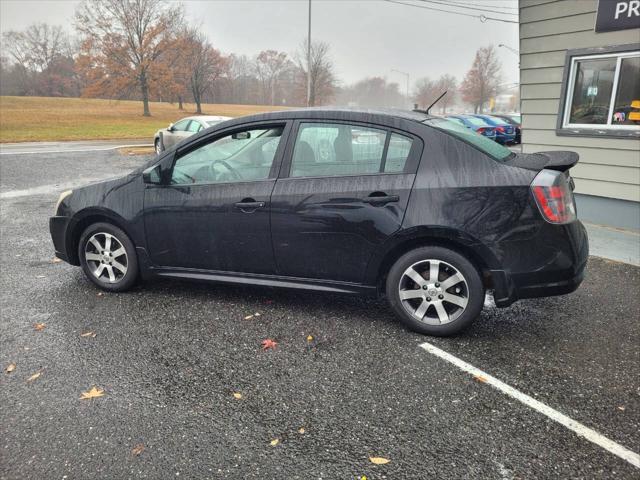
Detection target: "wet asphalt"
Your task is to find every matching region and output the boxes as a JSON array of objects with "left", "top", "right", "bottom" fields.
[{"left": 1, "top": 150, "right": 639, "bottom": 479}]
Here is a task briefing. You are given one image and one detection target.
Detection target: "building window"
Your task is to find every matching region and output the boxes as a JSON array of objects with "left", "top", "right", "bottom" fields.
[{"left": 561, "top": 50, "right": 640, "bottom": 133}]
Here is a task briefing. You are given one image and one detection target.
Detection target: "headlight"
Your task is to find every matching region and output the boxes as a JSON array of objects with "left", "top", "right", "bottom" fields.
[{"left": 54, "top": 190, "right": 73, "bottom": 215}]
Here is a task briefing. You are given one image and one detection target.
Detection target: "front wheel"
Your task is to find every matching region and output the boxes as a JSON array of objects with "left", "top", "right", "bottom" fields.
[
  {"left": 78, "top": 222, "right": 138, "bottom": 292},
  {"left": 386, "top": 246, "right": 484, "bottom": 336},
  {"left": 154, "top": 138, "right": 163, "bottom": 154}
]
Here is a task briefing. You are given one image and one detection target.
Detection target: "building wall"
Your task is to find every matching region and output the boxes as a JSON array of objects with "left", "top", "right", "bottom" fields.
[{"left": 519, "top": 0, "right": 640, "bottom": 230}]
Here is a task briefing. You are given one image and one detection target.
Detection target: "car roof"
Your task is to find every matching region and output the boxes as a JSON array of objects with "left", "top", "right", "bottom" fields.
[
  {"left": 187, "top": 115, "right": 232, "bottom": 122},
  {"left": 218, "top": 107, "right": 438, "bottom": 125}
]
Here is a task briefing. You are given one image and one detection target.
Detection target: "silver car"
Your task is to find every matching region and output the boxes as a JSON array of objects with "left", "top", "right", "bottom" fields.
[{"left": 154, "top": 115, "right": 231, "bottom": 154}]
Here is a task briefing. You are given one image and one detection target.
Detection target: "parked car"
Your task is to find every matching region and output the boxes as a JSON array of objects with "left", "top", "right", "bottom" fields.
[
  {"left": 50, "top": 108, "right": 588, "bottom": 336},
  {"left": 472, "top": 115, "right": 517, "bottom": 145},
  {"left": 491, "top": 114, "right": 522, "bottom": 144},
  {"left": 154, "top": 115, "right": 231, "bottom": 154},
  {"left": 446, "top": 115, "right": 497, "bottom": 141}
]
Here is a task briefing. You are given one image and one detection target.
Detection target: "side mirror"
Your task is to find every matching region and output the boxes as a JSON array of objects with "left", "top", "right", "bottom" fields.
[
  {"left": 232, "top": 131, "right": 250, "bottom": 140},
  {"left": 167, "top": 123, "right": 174, "bottom": 132},
  {"left": 142, "top": 164, "right": 162, "bottom": 184}
]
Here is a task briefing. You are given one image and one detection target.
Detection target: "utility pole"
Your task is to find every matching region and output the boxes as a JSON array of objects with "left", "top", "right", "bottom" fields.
[
  {"left": 391, "top": 69, "right": 410, "bottom": 108},
  {"left": 307, "top": 0, "right": 312, "bottom": 107}
]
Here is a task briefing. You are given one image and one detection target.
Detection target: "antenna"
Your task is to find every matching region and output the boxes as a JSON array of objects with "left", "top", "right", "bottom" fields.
[{"left": 413, "top": 91, "right": 448, "bottom": 115}]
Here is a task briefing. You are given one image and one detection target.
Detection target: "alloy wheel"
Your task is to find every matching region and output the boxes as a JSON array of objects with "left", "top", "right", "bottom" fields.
[
  {"left": 398, "top": 259, "right": 469, "bottom": 325},
  {"left": 155, "top": 140, "right": 162, "bottom": 154},
  {"left": 84, "top": 232, "right": 128, "bottom": 283}
]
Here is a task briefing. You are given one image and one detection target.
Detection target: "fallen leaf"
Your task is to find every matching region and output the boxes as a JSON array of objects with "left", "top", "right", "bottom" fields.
[
  {"left": 618, "top": 406, "right": 626, "bottom": 411},
  {"left": 261, "top": 339, "right": 278, "bottom": 350},
  {"left": 306, "top": 335, "right": 313, "bottom": 342},
  {"left": 361, "top": 476, "right": 368, "bottom": 480},
  {"left": 244, "top": 314, "right": 254, "bottom": 320},
  {"left": 27, "top": 371, "right": 41, "bottom": 382},
  {"left": 80, "top": 386, "right": 105, "bottom": 400},
  {"left": 369, "top": 457, "right": 391, "bottom": 465},
  {"left": 298, "top": 427, "right": 305, "bottom": 434},
  {"left": 232, "top": 392, "right": 242, "bottom": 400},
  {"left": 131, "top": 443, "right": 145, "bottom": 456},
  {"left": 6, "top": 363, "right": 16, "bottom": 373},
  {"left": 36, "top": 275, "right": 46, "bottom": 279},
  {"left": 52, "top": 257, "right": 62, "bottom": 263},
  {"left": 254, "top": 312, "right": 261, "bottom": 317},
  {"left": 473, "top": 374, "right": 488, "bottom": 384},
  {"left": 270, "top": 439, "right": 279, "bottom": 446},
  {"left": 80, "top": 331, "right": 96, "bottom": 338},
  {"left": 97, "top": 292, "right": 104, "bottom": 297},
  {"left": 34, "top": 323, "right": 46, "bottom": 331}
]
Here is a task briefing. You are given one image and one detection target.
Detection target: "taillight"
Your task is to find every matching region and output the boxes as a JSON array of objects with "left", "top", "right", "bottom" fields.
[
  {"left": 495, "top": 126, "right": 505, "bottom": 133},
  {"left": 531, "top": 169, "right": 577, "bottom": 224},
  {"left": 477, "top": 127, "right": 485, "bottom": 133}
]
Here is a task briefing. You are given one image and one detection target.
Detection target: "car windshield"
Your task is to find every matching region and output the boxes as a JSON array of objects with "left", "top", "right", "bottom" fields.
[
  {"left": 508, "top": 114, "right": 521, "bottom": 123},
  {"left": 424, "top": 117, "right": 513, "bottom": 162}
]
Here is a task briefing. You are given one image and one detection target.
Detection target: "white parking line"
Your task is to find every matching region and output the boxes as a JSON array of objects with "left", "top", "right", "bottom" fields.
[
  {"left": 0, "top": 177, "right": 112, "bottom": 199},
  {"left": 0, "top": 143, "right": 152, "bottom": 156},
  {"left": 419, "top": 341, "right": 640, "bottom": 469}
]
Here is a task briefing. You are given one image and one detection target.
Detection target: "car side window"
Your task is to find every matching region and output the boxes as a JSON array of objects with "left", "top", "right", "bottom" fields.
[
  {"left": 187, "top": 121, "right": 201, "bottom": 133},
  {"left": 384, "top": 133, "right": 413, "bottom": 173},
  {"left": 290, "top": 123, "right": 388, "bottom": 178},
  {"left": 172, "top": 119, "right": 191, "bottom": 131},
  {"left": 171, "top": 126, "right": 284, "bottom": 185},
  {"left": 290, "top": 122, "right": 414, "bottom": 178}
]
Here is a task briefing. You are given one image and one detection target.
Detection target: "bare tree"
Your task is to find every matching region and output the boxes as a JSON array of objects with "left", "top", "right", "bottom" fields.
[
  {"left": 3, "top": 23, "right": 70, "bottom": 72},
  {"left": 294, "top": 39, "right": 337, "bottom": 106},
  {"left": 413, "top": 77, "right": 439, "bottom": 109},
  {"left": 226, "top": 54, "right": 258, "bottom": 104},
  {"left": 254, "top": 50, "right": 289, "bottom": 105},
  {"left": 179, "top": 28, "right": 228, "bottom": 114},
  {"left": 2, "top": 23, "right": 77, "bottom": 96},
  {"left": 337, "top": 77, "right": 404, "bottom": 108},
  {"left": 75, "top": 0, "right": 183, "bottom": 116},
  {"left": 434, "top": 74, "right": 457, "bottom": 114},
  {"left": 460, "top": 45, "right": 502, "bottom": 114}
]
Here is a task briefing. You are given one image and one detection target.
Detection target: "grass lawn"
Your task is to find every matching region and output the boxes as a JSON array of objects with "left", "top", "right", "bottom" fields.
[{"left": 0, "top": 96, "right": 290, "bottom": 143}]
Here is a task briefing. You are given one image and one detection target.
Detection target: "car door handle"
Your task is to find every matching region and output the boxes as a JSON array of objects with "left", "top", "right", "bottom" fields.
[
  {"left": 234, "top": 200, "right": 266, "bottom": 210},
  {"left": 362, "top": 194, "right": 399, "bottom": 205}
]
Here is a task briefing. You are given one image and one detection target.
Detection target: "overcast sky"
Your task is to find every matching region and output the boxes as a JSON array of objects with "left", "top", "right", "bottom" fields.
[{"left": 0, "top": 0, "right": 519, "bottom": 89}]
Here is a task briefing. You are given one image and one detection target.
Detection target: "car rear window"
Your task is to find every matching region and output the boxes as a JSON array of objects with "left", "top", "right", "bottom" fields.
[
  {"left": 462, "top": 116, "right": 489, "bottom": 127},
  {"left": 424, "top": 117, "right": 513, "bottom": 162},
  {"left": 484, "top": 116, "right": 510, "bottom": 126}
]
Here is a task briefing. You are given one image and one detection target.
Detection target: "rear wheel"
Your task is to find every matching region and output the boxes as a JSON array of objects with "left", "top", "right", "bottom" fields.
[
  {"left": 78, "top": 222, "right": 138, "bottom": 292},
  {"left": 386, "top": 246, "right": 484, "bottom": 336}
]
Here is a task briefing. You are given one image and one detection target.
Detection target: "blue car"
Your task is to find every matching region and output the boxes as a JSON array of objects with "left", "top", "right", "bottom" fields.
[
  {"left": 472, "top": 115, "right": 517, "bottom": 145},
  {"left": 446, "top": 115, "right": 497, "bottom": 141}
]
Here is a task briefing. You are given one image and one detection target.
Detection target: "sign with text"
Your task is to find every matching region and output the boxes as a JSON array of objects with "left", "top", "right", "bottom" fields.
[{"left": 596, "top": 0, "right": 640, "bottom": 32}]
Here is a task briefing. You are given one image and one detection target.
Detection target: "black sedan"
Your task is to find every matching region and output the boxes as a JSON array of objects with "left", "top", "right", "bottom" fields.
[{"left": 50, "top": 108, "right": 588, "bottom": 336}]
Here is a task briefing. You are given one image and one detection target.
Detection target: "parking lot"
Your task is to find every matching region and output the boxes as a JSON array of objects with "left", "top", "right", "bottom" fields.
[{"left": 1, "top": 149, "right": 639, "bottom": 479}]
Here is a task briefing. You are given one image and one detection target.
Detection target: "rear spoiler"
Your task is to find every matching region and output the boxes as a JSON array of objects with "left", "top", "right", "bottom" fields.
[{"left": 505, "top": 151, "right": 578, "bottom": 172}]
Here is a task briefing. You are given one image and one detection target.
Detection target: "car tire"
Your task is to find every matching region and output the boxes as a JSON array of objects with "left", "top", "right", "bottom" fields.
[
  {"left": 386, "top": 246, "right": 484, "bottom": 336},
  {"left": 154, "top": 138, "right": 163, "bottom": 154},
  {"left": 78, "top": 222, "right": 138, "bottom": 292}
]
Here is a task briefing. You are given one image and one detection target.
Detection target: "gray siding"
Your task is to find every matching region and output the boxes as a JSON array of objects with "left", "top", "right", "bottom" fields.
[{"left": 519, "top": 0, "right": 640, "bottom": 203}]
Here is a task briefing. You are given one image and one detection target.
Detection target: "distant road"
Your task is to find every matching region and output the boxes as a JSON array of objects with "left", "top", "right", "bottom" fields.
[{"left": 0, "top": 139, "right": 152, "bottom": 155}]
